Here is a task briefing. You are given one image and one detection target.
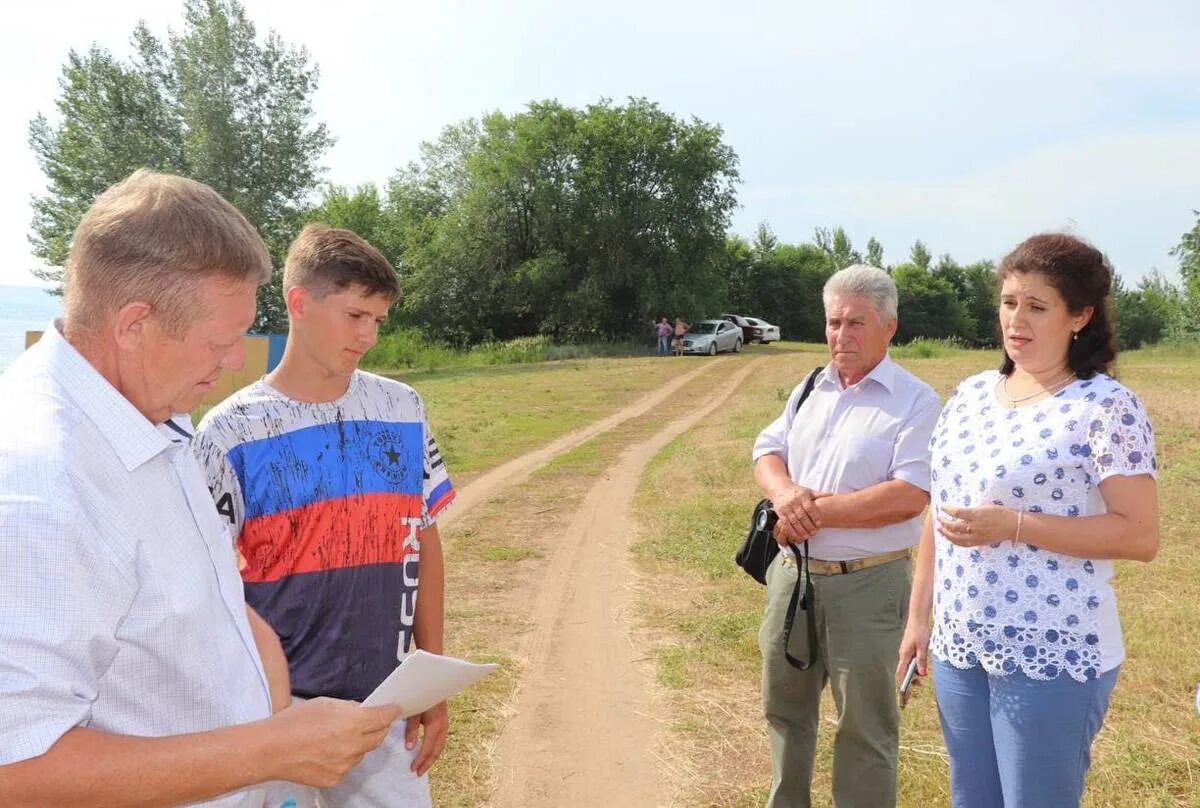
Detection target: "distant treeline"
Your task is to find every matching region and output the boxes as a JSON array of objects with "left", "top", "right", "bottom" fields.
[{"left": 29, "top": 0, "right": 1200, "bottom": 349}]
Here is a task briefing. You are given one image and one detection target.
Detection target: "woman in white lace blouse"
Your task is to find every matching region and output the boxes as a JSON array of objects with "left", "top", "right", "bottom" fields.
[{"left": 897, "top": 233, "right": 1160, "bottom": 808}]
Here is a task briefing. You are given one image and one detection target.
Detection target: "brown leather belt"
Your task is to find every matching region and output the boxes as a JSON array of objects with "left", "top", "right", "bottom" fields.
[{"left": 782, "top": 547, "right": 910, "bottom": 576}]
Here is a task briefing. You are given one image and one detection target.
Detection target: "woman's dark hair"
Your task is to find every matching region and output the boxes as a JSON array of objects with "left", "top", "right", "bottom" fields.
[{"left": 997, "top": 233, "right": 1117, "bottom": 379}]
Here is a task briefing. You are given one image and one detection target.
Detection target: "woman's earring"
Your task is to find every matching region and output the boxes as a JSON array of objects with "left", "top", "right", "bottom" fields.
[{"left": 1072, "top": 331, "right": 1078, "bottom": 341}]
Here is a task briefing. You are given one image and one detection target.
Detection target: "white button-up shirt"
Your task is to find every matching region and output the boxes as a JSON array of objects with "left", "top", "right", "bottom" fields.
[
  {"left": 0, "top": 322, "right": 271, "bottom": 807},
  {"left": 752, "top": 355, "right": 941, "bottom": 561}
]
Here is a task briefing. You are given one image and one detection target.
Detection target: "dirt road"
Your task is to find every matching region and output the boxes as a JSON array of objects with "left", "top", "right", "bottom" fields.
[
  {"left": 439, "top": 358, "right": 726, "bottom": 529},
  {"left": 478, "top": 357, "right": 765, "bottom": 807}
]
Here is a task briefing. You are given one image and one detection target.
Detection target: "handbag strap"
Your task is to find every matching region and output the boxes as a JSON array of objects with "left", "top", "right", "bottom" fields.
[
  {"left": 792, "top": 366, "right": 824, "bottom": 417},
  {"left": 781, "top": 540, "right": 815, "bottom": 670},
  {"left": 779, "top": 366, "right": 823, "bottom": 670}
]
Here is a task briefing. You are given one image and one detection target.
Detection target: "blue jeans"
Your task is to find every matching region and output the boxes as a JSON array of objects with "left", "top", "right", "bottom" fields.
[
  {"left": 657, "top": 334, "right": 670, "bottom": 355},
  {"left": 932, "top": 657, "right": 1119, "bottom": 808}
]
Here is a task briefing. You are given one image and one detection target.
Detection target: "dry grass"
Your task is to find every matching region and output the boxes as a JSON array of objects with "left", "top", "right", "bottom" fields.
[
  {"left": 631, "top": 343, "right": 1200, "bottom": 807},
  {"left": 412, "top": 341, "right": 1199, "bottom": 806},
  {"left": 429, "top": 357, "right": 755, "bottom": 806},
  {"left": 396, "top": 355, "right": 705, "bottom": 479}
]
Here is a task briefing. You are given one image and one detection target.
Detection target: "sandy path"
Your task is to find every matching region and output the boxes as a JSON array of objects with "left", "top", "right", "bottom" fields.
[
  {"left": 439, "top": 359, "right": 726, "bottom": 528},
  {"left": 487, "top": 356, "right": 765, "bottom": 808}
]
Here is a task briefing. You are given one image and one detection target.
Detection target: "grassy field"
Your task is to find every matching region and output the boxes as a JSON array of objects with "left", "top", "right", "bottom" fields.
[
  {"left": 631, "top": 341, "right": 1200, "bottom": 807},
  {"left": 373, "top": 355, "right": 704, "bottom": 478},
  {"left": 209, "top": 339, "right": 1194, "bottom": 806},
  {"left": 427, "top": 355, "right": 751, "bottom": 806}
]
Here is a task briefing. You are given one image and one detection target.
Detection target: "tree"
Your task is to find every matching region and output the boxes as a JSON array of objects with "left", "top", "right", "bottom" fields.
[
  {"left": 306, "top": 184, "right": 404, "bottom": 268},
  {"left": 29, "top": 0, "right": 332, "bottom": 331},
  {"left": 909, "top": 240, "right": 932, "bottom": 272},
  {"left": 1113, "top": 270, "right": 1185, "bottom": 349},
  {"left": 1170, "top": 210, "right": 1200, "bottom": 335},
  {"left": 744, "top": 243, "right": 832, "bottom": 341},
  {"left": 28, "top": 45, "right": 183, "bottom": 276},
  {"left": 865, "top": 237, "right": 884, "bottom": 268},
  {"left": 959, "top": 261, "right": 999, "bottom": 346},
  {"left": 720, "top": 236, "right": 754, "bottom": 313},
  {"left": 752, "top": 221, "right": 778, "bottom": 257},
  {"left": 814, "top": 225, "right": 861, "bottom": 270},
  {"left": 892, "top": 263, "right": 973, "bottom": 342},
  {"left": 396, "top": 98, "right": 740, "bottom": 344},
  {"left": 932, "top": 255, "right": 996, "bottom": 346}
]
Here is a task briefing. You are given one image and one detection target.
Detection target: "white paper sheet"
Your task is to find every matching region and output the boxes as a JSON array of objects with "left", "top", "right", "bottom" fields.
[{"left": 362, "top": 650, "right": 499, "bottom": 716}]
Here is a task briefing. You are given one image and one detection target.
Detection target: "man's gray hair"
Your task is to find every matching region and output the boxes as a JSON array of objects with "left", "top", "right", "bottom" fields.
[{"left": 823, "top": 264, "right": 898, "bottom": 322}]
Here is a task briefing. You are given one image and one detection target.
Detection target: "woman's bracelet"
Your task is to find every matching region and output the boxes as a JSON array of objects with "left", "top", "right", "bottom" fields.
[{"left": 1012, "top": 508, "right": 1024, "bottom": 547}]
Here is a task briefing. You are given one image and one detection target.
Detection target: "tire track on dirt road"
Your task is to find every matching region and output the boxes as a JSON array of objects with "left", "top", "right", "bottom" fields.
[
  {"left": 488, "top": 356, "right": 767, "bottom": 808},
  {"left": 439, "top": 358, "right": 731, "bottom": 529}
]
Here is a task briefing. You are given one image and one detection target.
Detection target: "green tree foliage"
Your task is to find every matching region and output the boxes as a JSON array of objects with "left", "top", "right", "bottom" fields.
[
  {"left": 720, "top": 236, "right": 755, "bottom": 314},
  {"left": 1170, "top": 211, "right": 1200, "bottom": 335},
  {"left": 392, "top": 98, "right": 740, "bottom": 344},
  {"left": 305, "top": 184, "right": 406, "bottom": 268},
  {"left": 1113, "top": 270, "right": 1186, "bottom": 349},
  {"left": 29, "top": 0, "right": 332, "bottom": 331},
  {"left": 909, "top": 239, "right": 932, "bottom": 271},
  {"left": 741, "top": 243, "right": 833, "bottom": 342},
  {"left": 932, "top": 255, "right": 998, "bottom": 346},
  {"left": 814, "top": 226, "right": 861, "bottom": 270},
  {"left": 865, "top": 237, "right": 884, "bottom": 268},
  {"left": 752, "top": 221, "right": 778, "bottom": 257},
  {"left": 892, "top": 262, "right": 973, "bottom": 343}
]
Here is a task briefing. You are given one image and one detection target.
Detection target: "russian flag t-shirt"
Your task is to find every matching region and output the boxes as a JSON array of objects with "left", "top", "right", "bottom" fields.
[{"left": 193, "top": 370, "right": 454, "bottom": 701}]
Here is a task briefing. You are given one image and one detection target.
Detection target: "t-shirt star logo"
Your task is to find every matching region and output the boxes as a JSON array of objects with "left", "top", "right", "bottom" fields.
[{"left": 369, "top": 431, "right": 411, "bottom": 485}]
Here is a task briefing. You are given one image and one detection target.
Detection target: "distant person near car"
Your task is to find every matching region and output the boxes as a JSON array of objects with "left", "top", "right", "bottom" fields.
[
  {"left": 674, "top": 317, "right": 689, "bottom": 356},
  {"left": 656, "top": 317, "right": 672, "bottom": 356}
]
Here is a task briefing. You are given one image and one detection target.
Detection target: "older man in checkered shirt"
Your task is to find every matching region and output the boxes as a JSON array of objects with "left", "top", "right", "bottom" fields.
[{"left": 0, "top": 171, "right": 402, "bottom": 805}]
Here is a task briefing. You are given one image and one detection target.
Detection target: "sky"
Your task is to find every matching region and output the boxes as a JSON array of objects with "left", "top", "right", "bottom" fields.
[{"left": 2, "top": 0, "right": 1198, "bottom": 287}]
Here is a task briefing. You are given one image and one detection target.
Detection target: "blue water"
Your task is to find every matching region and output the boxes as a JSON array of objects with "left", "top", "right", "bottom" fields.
[{"left": 0, "top": 285, "right": 61, "bottom": 372}]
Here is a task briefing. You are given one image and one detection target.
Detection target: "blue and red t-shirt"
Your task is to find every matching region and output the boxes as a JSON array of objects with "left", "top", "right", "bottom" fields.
[{"left": 193, "top": 371, "right": 454, "bottom": 701}]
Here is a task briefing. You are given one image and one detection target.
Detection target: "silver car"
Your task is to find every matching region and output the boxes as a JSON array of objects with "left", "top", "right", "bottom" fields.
[{"left": 682, "top": 319, "right": 743, "bottom": 355}]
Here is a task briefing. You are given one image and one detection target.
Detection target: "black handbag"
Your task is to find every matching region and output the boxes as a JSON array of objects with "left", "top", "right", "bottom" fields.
[
  {"left": 734, "top": 365, "right": 823, "bottom": 584},
  {"left": 737, "top": 503, "right": 819, "bottom": 670},
  {"left": 734, "top": 499, "right": 782, "bottom": 585}
]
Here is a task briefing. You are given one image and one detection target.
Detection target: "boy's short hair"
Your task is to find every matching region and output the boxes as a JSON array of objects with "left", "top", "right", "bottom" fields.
[{"left": 283, "top": 223, "right": 400, "bottom": 301}]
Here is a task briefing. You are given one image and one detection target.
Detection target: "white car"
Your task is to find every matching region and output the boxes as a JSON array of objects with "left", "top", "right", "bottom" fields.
[
  {"left": 745, "top": 317, "right": 781, "bottom": 343},
  {"left": 722, "top": 314, "right": 781, "bottom": 344}
]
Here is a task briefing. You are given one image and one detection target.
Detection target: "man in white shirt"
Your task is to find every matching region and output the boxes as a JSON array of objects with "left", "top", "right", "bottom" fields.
[
  {"left": 752, "top": 265, "right": 941, "bottom": 808},
  {"left": 0, "top": 170, "right": 402, "bottom": 805}
]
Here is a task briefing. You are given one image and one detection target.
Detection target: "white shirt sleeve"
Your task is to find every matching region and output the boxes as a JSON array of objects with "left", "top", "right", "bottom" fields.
[
  {"left": 1084, "top": 384, "right": 1157, "bottom": 482},
  {"left": 889, "top": 387, "right": 942, "bottom": 492},
  {"left": 419, "top": 396, "right": 455, "bottom": 526},
  {"left": 0, "top": 493, "right": 133, "bottom": 763}
]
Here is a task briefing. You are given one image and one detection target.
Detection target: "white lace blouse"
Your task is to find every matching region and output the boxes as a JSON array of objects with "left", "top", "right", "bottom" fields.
[{"left": 929, "top": 370, "right": 1156, "bottom": 682}]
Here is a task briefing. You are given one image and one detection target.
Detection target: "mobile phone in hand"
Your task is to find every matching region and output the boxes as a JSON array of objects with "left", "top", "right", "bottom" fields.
[{"left": 899, "top": 657, "right": 919, "bottom": 708}]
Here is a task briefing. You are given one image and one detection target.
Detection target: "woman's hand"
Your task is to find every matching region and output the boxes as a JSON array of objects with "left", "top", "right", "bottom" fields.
[
  {"left": 937, "top": 504, "right": 1019, "bottom": 547},
  {"left": 896, "top": 617, "right": 931, "bottom": 687}
]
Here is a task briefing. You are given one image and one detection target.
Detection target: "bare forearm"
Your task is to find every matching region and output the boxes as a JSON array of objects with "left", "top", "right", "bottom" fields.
[
  {"left": 817, "top": 480, "right": 928, "bottom": 529},
  {"left": 907, "top": 514, "right": 936, "bottom": 624},
  {"left": 414, "top": 526, "right": 445, "bottom": 655},
  {"left": 247, "top": 606, "right": 291, "bottom": 712},
  {"left": 1021, "top": 511, "right": 1158, "bottom": 561},
  {"left": 754, "top": 454, "right": 795, "bottom": 500},
  {"left": 0, "top": 723, "right": 275, "bottom": 808}
]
